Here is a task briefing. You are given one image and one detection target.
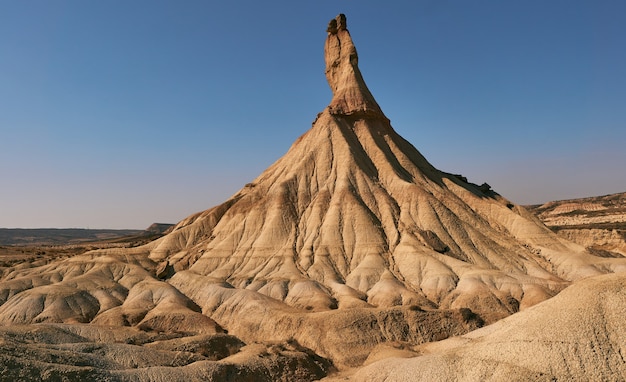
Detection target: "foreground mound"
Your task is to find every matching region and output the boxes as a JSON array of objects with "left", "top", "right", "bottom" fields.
[
  {"left": 0, "top": 325, "right": 331, "bottom": 381},
  {"left": 348, "top": 272, "right": 626, "bottom": 381}
]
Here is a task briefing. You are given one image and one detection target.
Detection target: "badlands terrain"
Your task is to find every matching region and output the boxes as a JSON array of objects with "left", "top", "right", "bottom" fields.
[{"left": 1, "top": 15, "right": 625, "bottom": 381}]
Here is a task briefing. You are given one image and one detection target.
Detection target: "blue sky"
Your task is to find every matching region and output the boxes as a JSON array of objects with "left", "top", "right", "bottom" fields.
[{"left": 1, "top": 1, "right": 625, "bottom": 229}]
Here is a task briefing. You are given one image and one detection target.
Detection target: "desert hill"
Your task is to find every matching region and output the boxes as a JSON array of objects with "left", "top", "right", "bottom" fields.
[{"left": 0, "top": 14, "right": 625, "bottom": 381}]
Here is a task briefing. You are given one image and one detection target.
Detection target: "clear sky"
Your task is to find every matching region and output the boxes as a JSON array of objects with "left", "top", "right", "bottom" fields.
[{"left": 1, "top": 1, "right": 625, "bottom": 229}]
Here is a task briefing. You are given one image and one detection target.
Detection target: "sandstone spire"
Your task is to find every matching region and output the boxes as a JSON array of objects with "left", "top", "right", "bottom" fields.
[{"left": 325, "top": 14, "right": 386, "bottom": 119}]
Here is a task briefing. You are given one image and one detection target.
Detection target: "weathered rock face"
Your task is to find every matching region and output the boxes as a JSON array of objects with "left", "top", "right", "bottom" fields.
[{"left": 0, "top": 14, "right": 625, "bottom": 380}]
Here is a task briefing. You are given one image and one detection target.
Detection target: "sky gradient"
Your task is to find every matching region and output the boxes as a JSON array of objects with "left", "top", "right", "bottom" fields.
[{"left": 1, "top": 1, "right": 625, "bottom": 229}]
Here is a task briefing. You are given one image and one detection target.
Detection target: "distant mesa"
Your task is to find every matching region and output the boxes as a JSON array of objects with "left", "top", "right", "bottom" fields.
[
  {"left": 528, "top": 191, "right": 626, "bottom": 258},
  {"left": 143, "top": 223, "right": 175, "bottom": 236}
]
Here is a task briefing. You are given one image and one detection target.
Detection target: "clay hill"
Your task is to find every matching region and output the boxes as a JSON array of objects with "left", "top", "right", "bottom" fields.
[{"left": 1, "top": 15, "right": 625, "bottom": 381}]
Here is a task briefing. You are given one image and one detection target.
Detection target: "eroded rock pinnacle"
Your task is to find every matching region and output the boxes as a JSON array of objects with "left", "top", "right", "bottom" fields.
[{"left": 324, "top": 14, "right": 385, "bottom": 119}]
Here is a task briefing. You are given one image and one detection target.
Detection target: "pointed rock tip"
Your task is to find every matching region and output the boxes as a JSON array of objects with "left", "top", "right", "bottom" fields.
[
  {"left": 326, "top": 14, "right": 347, "bottom": 34},
  {"left": 324, "top": 14, "right": 386, "bottom": 120}
]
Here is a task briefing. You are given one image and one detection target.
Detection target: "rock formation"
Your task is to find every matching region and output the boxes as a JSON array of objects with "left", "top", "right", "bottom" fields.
[
  {"left": 0, "top": 14, "right": 625, "bottom": 381},
  {"left": 138, "top": 14, "right": 625, "bottom": 323}
]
